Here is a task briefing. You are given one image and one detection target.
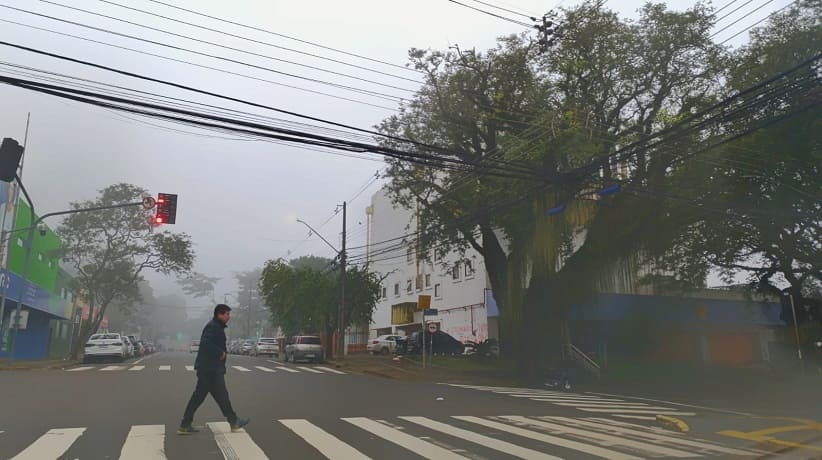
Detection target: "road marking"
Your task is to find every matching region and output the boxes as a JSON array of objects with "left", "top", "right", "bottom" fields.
[
  {"left": 255, "top": 366, "right": 276, "bottom": 373},
  {"left": 207, "top": 422, "right": 268, "bottom": 459},
  {"left": 119, "top": 425, "right": 166, "bottom": 460},
  {"left": 720, "top": 429, "right": 822, "bottom": 453},
  {"left": 501, "top": 416, "right": 695, "bottom": 457},
  {"left": 267, "top": 359, "right": 282, "bottom": 364},
  {"left": 586, "top": 391, "right": 753, "bottom": 417},
  {"left": 577, "top": 408, "right": 696, "bottom": 415},
  {"left": 10, "top": 428, "right": 86, "bottom": 460},
  {"left": 276, "top": 366, "right": 299, "bottom": 373},
  {"left": 499, "top": 392, "right": 610, "bottom": 400},
  {"left": 134, "top": 357, "right": 145, "bottom": 364},
  {"left": 613, "top": 415, "right": 657, "bottom": 420},
  {"left": 67, "top": 366, "right": 93, "bottom": 372},
  {"left": 525, "top": 397, "right": 628, "bottom": 404},
  {"left": 297, "top": 366, "right": 323, "bottom": 373},
  {"left": 128, "top": 366, "right": 145, "bottom": 371},
  {"left": 280, "top": 419, "right": 370, "bottom": 459},
  {"left": 185, "top": 365, "right": 194, "bottom": 371},
  {"left": 232, "top": 366, "right": 251, "bottom": 372},
  {"left": 315, "top": 366, "right": 346, "bottom": 374},
  {"left": 158, "top": 365, "right": 171, "bottom": 371},
  {"left": 401, "top": 416, "right": 560, "bottom": 460},
  {"left": 343, "top": 417, "right": 468, "bottom": 460},
  {"left": 455, "top": 416, "right": 640, "bottom": 459},
  {"left": 549, "top": 417, "right": 756, "bottom": 455},
  {"left": 554, "top": 403, "right": 671, "bottom": 410},
  {"left": 100, "top": 365, "right": 125, "bottom": 371}
]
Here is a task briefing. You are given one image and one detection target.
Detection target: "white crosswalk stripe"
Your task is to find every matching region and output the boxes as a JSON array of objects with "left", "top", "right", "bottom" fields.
[
  {"left": 119, "top": 425, "right": 166, "bottom": 460},
  {"left": 67, "top": 366, "right": 93, "bottom": 372},
  {"left": 280, "top": 419, "right": 369, "bottom": 459},
  {"left": 315, "top": 366, "right": 346, "bottom": 374},
  {"left": 207, "top": 422, "right": 268, "bottom": 459},
  {"left": 231, "top": 366, "right": 251, "bottom": 372},
  {"left": 63, "top": 364, "right": 345, "bottom": 374},
  {"left": 443, "top": 384, "right": 696, "bottom": 418},
  {"left": 255, "top": 366, "right": 276, "bottom": 372},
  {"left": 101, "top": 365, "right": 126, "bottom": 371},
  {"left": 128, "top": 366, "right": 145, "bottom": 371},
  {"left": 1, "top": 416, "right": 759, "bottom": 459},
  {"left": 185, "top": 365, "right": 194, "bottom": 371},
  {"left": 158, "top": 365, "right": 171, "bottom": 371},
  {"left": 296, "top": 366, "right": 323, "bottom": 373},
  {"left": 275, "top": 366, "right": 299, "bottom": 373},
  {"left": 10, "top": 428, "right": 85, "bottom": 460}
]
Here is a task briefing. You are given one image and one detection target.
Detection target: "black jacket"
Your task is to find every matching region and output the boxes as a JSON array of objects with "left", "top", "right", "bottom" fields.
[{"left": 194, "top": 318, "right": 227, "bottom": 373}]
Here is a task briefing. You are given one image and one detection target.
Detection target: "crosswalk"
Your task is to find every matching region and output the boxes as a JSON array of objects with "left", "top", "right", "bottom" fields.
[
  {"left": 1, "top": 415, "right": 760, "bottom": 459},
  {"left": 65, "top": 364, "right": 347, "bottom": 375},
  {"left": 443, "top": 384, "right": 697, "bottom": 420}
]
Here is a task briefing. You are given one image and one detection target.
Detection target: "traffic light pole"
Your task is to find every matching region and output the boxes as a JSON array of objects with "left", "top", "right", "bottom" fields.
[{"left": 3, "top": 177, "right": 145, "bottom": 365}]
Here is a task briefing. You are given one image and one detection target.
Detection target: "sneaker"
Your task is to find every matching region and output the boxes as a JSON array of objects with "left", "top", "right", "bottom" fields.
[
  {"left": 177, "top": 425, "right": 200, "bottom": 435},
  {"left": 230, "top": 417, "right": 250, "bottom": 432}
]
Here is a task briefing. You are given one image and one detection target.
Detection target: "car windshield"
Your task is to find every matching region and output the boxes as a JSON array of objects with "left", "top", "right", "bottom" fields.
[
  {"left": 300, "top": 337, "right": 321, "bottom": 345},
  {"left": 258, "top": 339, "right": 275, "bottom": 344},
  {"left": 89, "top": 334, "right": 119, "bottom": 341}
]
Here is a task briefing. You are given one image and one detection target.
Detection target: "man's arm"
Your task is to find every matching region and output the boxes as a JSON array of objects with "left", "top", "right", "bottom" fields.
[{"left": 198, "top": 323, "right": 223, "bottom": 359}]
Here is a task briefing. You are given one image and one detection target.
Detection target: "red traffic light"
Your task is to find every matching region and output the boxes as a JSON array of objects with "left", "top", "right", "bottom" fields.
[
  {"left": 154, "top": 193, "right": 178, "bottom": 225},
  {"left": 155, "top": 216, "right": 164, "bottom": 224}
]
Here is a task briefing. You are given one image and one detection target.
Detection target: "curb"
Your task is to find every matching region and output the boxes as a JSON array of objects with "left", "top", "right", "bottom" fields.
[{"left": 656, "top": 415, "right": 690, "bottom": 433}]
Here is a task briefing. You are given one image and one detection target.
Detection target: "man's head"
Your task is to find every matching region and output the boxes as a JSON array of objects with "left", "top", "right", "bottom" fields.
[{"left": 214, "top": 304, "right": 232, "bottom": 324}]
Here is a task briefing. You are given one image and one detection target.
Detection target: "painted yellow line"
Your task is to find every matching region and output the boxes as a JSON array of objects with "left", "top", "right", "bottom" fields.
[
  {"left": 656, "top": 415, "right": 690, "bottom": 433},
  {"left": 719, "top": 429, "right": 822, "bottom": 453}
]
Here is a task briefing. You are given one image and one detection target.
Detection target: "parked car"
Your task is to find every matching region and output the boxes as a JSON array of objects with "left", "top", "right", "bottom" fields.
[
  {"left": 285, "top": 335, "right": 324, "bottom": 363},
  {"left": 240, "top": 340, "right": 255, "bottom": 355},
  {"left": 228, "top": 340, "right": 242, "bottom": 354},
  {"left": 84, "top": 333, "right": 128, "bottom": 363},
  {"left": 367, "top": 334, "right": 404, "bottom": 355},
  {"left": 121, "top": 335, "right": 135, "bottom": 358},
  {"left": 189, "top": 339, "right": 200, "bottom": 354},
  {"left": 407, "top": 330, "right": 466, "bottom": 356},
  {"left": 133, "top": 340, "right": 146, "bottom": 357},
  {"left": 253, "top": 337, "right": 278, "bottom": 357}
]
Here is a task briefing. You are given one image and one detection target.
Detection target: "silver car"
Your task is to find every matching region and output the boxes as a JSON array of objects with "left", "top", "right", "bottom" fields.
[
  {"left": 253, "top": 337, "right": 278, "bottom": 357},
  {"left": 285, "top": 336, "right": 324, "bottom": 363}
]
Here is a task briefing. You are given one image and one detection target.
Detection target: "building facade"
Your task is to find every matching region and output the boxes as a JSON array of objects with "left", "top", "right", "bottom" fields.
[{"left": 364, "top": 186, "right": 496, "bottom": 344}]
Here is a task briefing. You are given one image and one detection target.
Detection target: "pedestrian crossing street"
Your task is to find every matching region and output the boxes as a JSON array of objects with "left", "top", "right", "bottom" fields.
[
  {"left": 443, "top": 384, "right": 697, "bottom": 421},
  {"left": 2, "top": 415, "right": 760, "bottom": 459},
  {"left": 66, "top": 362, "right": 346, "bottom": 375}
]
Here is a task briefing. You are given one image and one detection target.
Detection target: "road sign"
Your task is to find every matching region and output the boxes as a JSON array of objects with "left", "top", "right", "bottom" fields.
[
  {"left": 418, "top": 295, "right": 431, "bottom": 310},
  {"left": 423, "top": 308, "right": 438, "bottom": 316},
  {"left": 427, "top": 322, "right": 439, "bottom": 333},
  {"left": 142, "top": 196, "right": 156, "bottom": 210}
]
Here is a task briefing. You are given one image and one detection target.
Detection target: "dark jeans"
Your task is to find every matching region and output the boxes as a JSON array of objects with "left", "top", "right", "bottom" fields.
[{"left": 181, "top": 371, "right": 237, "bottom": 427}]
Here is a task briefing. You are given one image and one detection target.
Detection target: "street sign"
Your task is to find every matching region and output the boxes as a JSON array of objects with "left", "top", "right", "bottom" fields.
[
  {"left": 427, "top": 322, "right": 439, "bottom": 333},
  {"left": 142, "top": 196, "right": 156, "bottom": 210},
  {"left": 418, "top": 295, "right": 431, "bottom": 311},
  {"left": 423, "top": 308, "right": 438, "bottom": 316}
]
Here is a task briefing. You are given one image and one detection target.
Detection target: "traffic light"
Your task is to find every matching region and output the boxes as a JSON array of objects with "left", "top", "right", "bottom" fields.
[
  {"left": 155, "top": 193, "right": 178, "bottom": 225},
  {"left": 0, "top": 138, "right": 24, "bottom": 183}
]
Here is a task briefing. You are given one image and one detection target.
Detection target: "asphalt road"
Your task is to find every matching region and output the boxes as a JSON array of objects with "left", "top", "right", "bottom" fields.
[{"left": 0, "top": 352, "right": 789, "bottom": 459}]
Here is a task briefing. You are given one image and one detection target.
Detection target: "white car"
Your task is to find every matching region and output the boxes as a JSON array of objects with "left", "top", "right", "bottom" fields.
[
  {"left": 122, "top": 335, "right": 135, "bottom": 358},
  {"left": 253, "top": 337, "right": 278, "bottom": 357},
  {"left": 189, "top": 340, "right": 200, "bottom": 354},
  {"left": 84, "top": 333, "right": 128, "bottom": 363},
  {"left": 367, "top": 335, "right": 403, "bottom": 355}
]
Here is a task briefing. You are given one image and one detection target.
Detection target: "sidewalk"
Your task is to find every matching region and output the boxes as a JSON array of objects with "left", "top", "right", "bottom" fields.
[{"left": 0, "top": 358, "right": 75, "bottom": 371}]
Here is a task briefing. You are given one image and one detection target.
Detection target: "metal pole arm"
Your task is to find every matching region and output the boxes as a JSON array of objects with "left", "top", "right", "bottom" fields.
[{"left": 296, "top": 219, "right": 339, "bottom": 254}]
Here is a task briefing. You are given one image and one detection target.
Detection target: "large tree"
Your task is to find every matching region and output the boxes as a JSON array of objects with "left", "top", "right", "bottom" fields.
[
  {"left": 60, "top": 183, "right": 194, "bottom": 358},
  {"left": 377, "top": 1, "right": 725, "bottom": 371},
  {"left": 259, "top": 256, "right": 380, "bottom": 356},
  {"left": 656, "top": 0, "right": 822, "bottom": 326}
]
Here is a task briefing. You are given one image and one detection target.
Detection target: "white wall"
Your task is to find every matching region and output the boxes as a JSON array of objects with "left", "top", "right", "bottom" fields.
[{"left": 364, "top": 186, "right": 489, "bottom": 342}]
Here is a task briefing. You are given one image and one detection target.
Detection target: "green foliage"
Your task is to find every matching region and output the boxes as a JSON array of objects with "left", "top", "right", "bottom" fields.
[
  {"left": 259, "top": 257, "right": 380, "bottom": 340},
  {"left": 58, "top": 183, "right": 195, "bottom": 357},
  {"left": 177, "top": 272, "right": 219, "bottom": 299}
]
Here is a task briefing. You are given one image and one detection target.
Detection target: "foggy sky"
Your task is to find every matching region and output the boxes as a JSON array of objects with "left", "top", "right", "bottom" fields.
[{"left": 0, "top": 0, "right": 788, "bottom": 314}]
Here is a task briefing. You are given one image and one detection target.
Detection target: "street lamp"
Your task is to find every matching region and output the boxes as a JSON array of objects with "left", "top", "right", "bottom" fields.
[{"left": 291, "top": 202, "right": 347, "bottom": 360}]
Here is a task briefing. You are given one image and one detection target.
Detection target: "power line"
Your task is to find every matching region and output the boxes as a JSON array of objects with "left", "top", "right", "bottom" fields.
[
  {"left": 0, "top": 5, "right": 412, "bottom": 99},
  {"left": 90, "top": 0, "right": 422, "bottom": 84},
  {"left": 711, "top": 0, "right": 776, "bottom": 37},
  {"left": 463, "top": 0, "right": 537, "bottom": 19},
  {"left": 34, "top": 0, "right": 421, "bottom": 90},
  {"left": 444, "top": 0, "right": 534, "bottom": 27},
  {"left": 144, "top": 0, "right": 422, "bottom": 74},
  {"left": 717, "top": 0, "right": 798, "bottom": 45}
]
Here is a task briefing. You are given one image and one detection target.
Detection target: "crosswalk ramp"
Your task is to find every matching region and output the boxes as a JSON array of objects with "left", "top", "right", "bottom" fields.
[
  {"left": 1, "top": 415, "right": 761, "bottom": 459},
  {"left": 443, "top": 384, "right": 697, "bottom": 420},
  {"left": 65, "top": 364, "right": 346, "bottom": 375}
]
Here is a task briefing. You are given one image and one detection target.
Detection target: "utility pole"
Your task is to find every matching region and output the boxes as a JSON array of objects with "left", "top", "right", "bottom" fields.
[
  {"left": 787, "top": 292, "right": 804, "bottom": 373},
  {"left": 338, "top": 201, "right": 346, "bottom": 360}
]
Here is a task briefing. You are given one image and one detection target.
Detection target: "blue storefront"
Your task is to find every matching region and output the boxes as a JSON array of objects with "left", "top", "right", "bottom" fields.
[{"left": 0, "top": 268, "right": 69, "bottom": 361}]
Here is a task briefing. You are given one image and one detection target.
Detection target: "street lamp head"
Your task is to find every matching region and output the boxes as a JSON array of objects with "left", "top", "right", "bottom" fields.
[{"left": 285, "top": 213, "right": 298, "bottom": 224}]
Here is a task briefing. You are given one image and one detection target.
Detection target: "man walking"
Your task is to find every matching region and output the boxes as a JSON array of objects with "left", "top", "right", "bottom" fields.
[{"left": 178, "top": 304, "right": 249, "bottom": 434}]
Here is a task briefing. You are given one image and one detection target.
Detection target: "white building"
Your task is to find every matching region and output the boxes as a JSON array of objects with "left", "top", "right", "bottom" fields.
[{"left": 361, "top": 186, "right": 498, "bottom": 343}]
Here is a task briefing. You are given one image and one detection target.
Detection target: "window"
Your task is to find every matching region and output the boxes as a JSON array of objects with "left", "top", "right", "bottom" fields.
[
  {"left": 406, "top": 279, "right": 413, "bottom": 294},
  {"left": 464, "top": 260, "right": 475, "bottom": 278},
  {"left": 433, "top": 249, "right": 440, "bottom": 262},
  {"left": 394, "top": 283, "right": 400, "bottom": 297},
  {"left": 381, "top": 286, "right": 387, "bottom": 299},
  {"left": 424, "top": 273, "right": 431, "bottom": 288},
  {"left": 452, "top": 263, "right": 461, "bottom": 281},
  {"left": 434, "top": 283, "right": 442, "bottom": 299},
  {"left": 406, "top": 246, "right": 413, "bottom": 264},
  {"left": 37, "top": 253, "right": 44, "bottom": 262},
  {"left": 16, "top": 237, "right": 22, "bottom": 247}
]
